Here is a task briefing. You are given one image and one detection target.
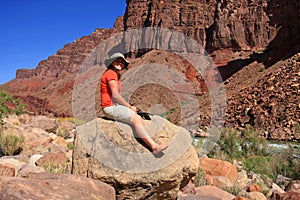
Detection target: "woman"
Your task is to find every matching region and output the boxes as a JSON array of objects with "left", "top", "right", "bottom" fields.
[{"left": 100, "top": 52, "right": 169, "bottom": 154}]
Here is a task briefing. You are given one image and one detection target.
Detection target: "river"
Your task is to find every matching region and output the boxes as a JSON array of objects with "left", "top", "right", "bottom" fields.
[{"left": 192, "top": 137, "right": 300, "bottom": 159}]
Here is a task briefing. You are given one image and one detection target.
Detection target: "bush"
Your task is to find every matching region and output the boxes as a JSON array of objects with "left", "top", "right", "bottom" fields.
[
  {"left": 208, "top": 128, "right": 243, "bottom": 161},
  {"left": 193, "top": 168, "right": 206, "bottom": 187},
  {"left": 240, "top": 126, "right": 269, "bottom": 157},
  {"left": 42, "top": 161, "right": 69, "bottom": 174},
  {"left": 244, "top": 155, "right": 269, "bottom": 176},
  {"left": 0, "top": 90, "right": 25, "bottom": 125},
  {"left": 208, "top": 127, "right": 269, "bottom": 161},
  {"left": 268, "top": 146, "right": 300, "bottom": 180},
  {"left": 0, "top": 133, "right": 25, "bottom": 156},
  {"left": 222, "top": 185, "right": 242, "bottom": 196}
]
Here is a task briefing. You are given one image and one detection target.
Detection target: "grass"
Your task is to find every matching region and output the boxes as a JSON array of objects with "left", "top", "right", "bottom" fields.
[
  {"left": 193, "top": 168, "right": 206, "bottom": 187},
  {"left": 222, "top": 185, "right": 242, "bottom": 196},
  {"left": 42, "top": 161, "right": 69, "bottom": 174},
  {"left": 56, "top": 117, "right": 86, "bottom": 126},
  {"left": 259, "top": 67, "right": 265, "bottom": 72}
]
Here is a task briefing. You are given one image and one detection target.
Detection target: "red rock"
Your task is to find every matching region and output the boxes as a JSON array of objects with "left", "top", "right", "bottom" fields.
[
  {"left": 0, "top": 172, "right": 115, "bottom": 200},
  {"left": 270, "top": 191, "right": 300, "bottom": 200},
  {"left": 199, "top": 158, "right": 238, "bottom": 187},
  {"left": 0, "top": 163, "right": 16, "bottom": 177},
  {"left": 247, "top": 183, "right": 261, "bottom": 192}
]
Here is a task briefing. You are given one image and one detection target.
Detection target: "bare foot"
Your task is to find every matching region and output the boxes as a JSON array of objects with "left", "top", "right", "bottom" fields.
[{"left": 152, "top": 143, "right": 169, "bottom": 155}]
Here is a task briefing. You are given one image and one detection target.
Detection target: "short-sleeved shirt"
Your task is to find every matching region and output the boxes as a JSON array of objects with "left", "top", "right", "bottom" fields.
[{"left": 100, "top": 69, "right": 122, "bottom": 108}]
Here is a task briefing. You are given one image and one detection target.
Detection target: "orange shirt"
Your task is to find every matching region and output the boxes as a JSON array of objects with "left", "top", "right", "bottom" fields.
[{"left": 100, "top": 69, "right": 122, "bottom": 108}]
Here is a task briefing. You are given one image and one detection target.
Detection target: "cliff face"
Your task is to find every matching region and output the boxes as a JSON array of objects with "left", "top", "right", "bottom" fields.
[
  {"left": 3, "top": 0, "right": 300, "bottom": 140},
  {"left": 125, "top": 0, "right": 216, "bottom": 47},
  {"left": 124, "top": 0, "right": 276, "bottom": 52}
]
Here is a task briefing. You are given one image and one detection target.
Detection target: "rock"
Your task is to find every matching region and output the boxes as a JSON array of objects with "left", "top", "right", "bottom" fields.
[
  {"left": 17, "top": 164, "right": 46, "bottom": 177},
  {"left": 232, "top": 197, "right": 250, "bottom": 200},
  {"left": 199, "top": 157, "right": 238, "bottom": 188},
  {"left": 23, "top": 136, "right": 52, "bottom": 155},
  {"left": 5, "top": 114, "right": 21, "bottom": 126},
  {"left": 247, "top": 183, "right": 261, "bottom": 192},
  {"left": 178, "top": 194, "right": 221, "bottom": 200},
  {"left": 0, "top": 157, "right": 26, "bottom": 177},
  {"left": 31, "top": 115, "right": 57, "bottom": 133},
  {"left": 285, "top": 180, "right": 300, "bottom": 193},
  {"left": 245, "top": 191, "right": 266, "bottom": 200},
  {"left": 195, "top": 185, "right": 236, "bottom": 200},
  {"left": 226, "top": 53, "right": 300, "bottom": 141},
  {"left": 0, "top": 163, "right": 17, "bottom": 177},
  {"left": 52, "top": 136, "right": 67, "bottom": 147},
  {"left": 270, "top": 183, "right": 285, "bottom": 194},
  {"left": 16, "top": 68, "right": 35, "bottom": 79},
  {"left": 72, "top": 116, "right": 198, "bottom": 200},
  {"left": 29, "top": 154, "right": 44, "bottom": 166},
  {"left": 179, "top": 180, "right": 197, "bottom": 195},
  {"left": 35, "top": 152, "right": 70, "bottom": 173},
  {"left": 270, "top": 191, "right": 300, "bottom": 200},
  {"left": 236, "top": 170, "right": 248, "bottom": 189},
  {"left": 0, "top": 172, "right": 115, "bottom": 200},
  {"left": 276, "top": 175, "right": 292, "bottom": 189}
]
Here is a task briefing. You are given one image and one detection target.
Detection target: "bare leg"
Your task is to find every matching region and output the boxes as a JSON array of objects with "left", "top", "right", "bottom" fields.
[{"left": 130, "top": 114, "right": 169, "bottom": 154}]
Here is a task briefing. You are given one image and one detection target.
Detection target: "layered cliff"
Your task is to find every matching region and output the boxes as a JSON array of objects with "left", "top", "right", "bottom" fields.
[{"left": 12, "top": 0, "right": 299, "bottom": 83}]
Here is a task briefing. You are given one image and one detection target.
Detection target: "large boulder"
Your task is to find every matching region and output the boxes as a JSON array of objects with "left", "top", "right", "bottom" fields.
[
  {"left": 0, "top": 172, "right": 115, "bottom": 200},
  {"left": 199, "top": 157, "right": 238, "bottom": 188},
  {"left": 72, "top": 115, "right": 199, "bottom": 199}
]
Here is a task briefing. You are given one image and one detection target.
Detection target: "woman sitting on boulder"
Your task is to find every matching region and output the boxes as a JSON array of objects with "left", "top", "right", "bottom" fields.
[{"left": 100, "top": 52, "right": 169, "bottom": 155}]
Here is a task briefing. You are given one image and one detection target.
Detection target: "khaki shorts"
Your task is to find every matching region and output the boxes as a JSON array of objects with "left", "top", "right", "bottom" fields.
[{"left": 103, "top": 104, "right": 135, "bottom": 124}]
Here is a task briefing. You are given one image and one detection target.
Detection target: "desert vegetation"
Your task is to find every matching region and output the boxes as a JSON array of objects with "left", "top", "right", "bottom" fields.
[{"left": 0, "top": 90, "right": 25, "bottom": 156}]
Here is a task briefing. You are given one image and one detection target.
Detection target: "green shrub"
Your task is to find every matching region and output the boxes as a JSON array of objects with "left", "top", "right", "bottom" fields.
[
  {"left": 244, "top": 155, "right": 269, "bottom": 175},
  {"left": 193, "top": 168, "right": 206, "bottom": 187},
  {"left": 0, "top": 133, "right": 25, "bottom": 156},
  {"left": 240, "top": 126, "right": 269, "bottom": 157},
  {"left": 57, "top": 127, "right": 70, "bottom": 139},
  {"left": 67, "top": 143, "right": 74, "bottom": 150},
  {"left": 222, "top": 185, "right": 242, "bottom": 196},
  {"left": 242, "top": 141, "right": 300, "bottom": 182},
  {"left": 208, "top": 128, "right": 243, "bottom": 161},
  {"left": 0, "top": 90, "right": 25, "bottom": 125},
  {"left": 259, "top": 67, "right": 265, "bottom": 72},
  {"left": 42, "top": 162, "right": 69, "bottom": 174},
  {"left": 267, "top": 146, "right": 300, "bottom": 181},
  {"left": 209, "top": 127, "right": 269, "bottom": 161}
]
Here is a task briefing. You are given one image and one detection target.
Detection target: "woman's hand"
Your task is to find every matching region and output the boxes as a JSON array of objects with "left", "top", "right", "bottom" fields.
[{"left": 130, "top": 105, "right": 138, "bottom": 113}]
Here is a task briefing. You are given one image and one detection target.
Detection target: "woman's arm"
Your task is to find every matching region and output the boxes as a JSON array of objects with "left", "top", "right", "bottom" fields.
[{"left": 108, "top": 80, "right": 137, "bottom": 112}]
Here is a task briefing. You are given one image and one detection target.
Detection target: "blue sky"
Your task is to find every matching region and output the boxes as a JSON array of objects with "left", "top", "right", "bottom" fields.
[{"left": 0, "top": 0, "right": 127, "bottom": 84}]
